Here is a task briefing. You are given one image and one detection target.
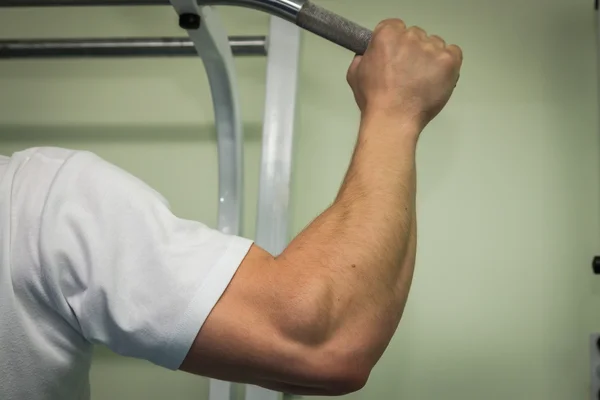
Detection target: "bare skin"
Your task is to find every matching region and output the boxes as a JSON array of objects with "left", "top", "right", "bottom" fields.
[{"left": 180, "top": 19, "right": 463, "bottom": 396}]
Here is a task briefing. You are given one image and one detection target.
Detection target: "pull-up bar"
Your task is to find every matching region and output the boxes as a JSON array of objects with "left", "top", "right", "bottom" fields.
[
  {"left": 0, "top": 0, "right": 373, "bottom": 55},
  {"left": 0, "top": 36, "right": 267, "bottom": 58},
  {"left": 0, "top": 0, "right": 303, "bottom": 22},
  {"left": 0, "top": 0, "right": 166, "bottom": 4}
]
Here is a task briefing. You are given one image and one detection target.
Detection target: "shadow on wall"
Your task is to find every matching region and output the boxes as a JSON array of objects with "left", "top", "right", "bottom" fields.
[
  {"left": 416, "top": 109, "right": 462, "bottom": 204},
  {"left": 0, "top": 123, "right": 265, "bottom": 145},
  {"left": 91, "top": 345, "right": 214, "bottom": 400},
  {"left": 0, "top": 122, "right": 265, "bottom": 238}
]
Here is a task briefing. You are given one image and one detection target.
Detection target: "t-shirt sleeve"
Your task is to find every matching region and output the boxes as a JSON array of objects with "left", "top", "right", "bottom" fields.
[{"left": 38, "top": 151, "right": 253, "bottom": 370}]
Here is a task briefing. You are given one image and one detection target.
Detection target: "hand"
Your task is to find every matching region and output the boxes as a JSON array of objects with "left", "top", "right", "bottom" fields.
[{"left": 347, "top": 19, "right": 463, "bottom": 131}]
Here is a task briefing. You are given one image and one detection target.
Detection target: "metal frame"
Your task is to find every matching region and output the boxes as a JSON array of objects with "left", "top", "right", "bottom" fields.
[
  {"left": 0, "top": 0, "right": 373, "bottom": 55},
  {"left": 163, "top": 0, "right": 245, "bottom": 398},
  {"left": 0, "top": 0, "right": 307, "bottom": 23},
  {"left": 1, "top": 1, "right": 302, "bottom": 400},
  {"left": 0, "top": 37, "right": 267, "bottom": 58},
  {"left": 168, "top": 0, "right": 244, "bottom": 240},
  {"left": 246, "top": 14, "right": 301, "bottom": 400},
  {"left": 254, "top": 16, "right": 300, "bottom": 258}
]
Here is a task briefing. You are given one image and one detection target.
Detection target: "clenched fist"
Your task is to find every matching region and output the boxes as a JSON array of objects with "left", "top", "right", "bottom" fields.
[{"left": 347, "top": 19, "right": 463, "bottom": 131}]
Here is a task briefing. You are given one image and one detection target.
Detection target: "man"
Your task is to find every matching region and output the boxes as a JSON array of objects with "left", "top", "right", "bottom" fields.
[{"left": 0, "top": 19, "right": 462, "bottom": 399}]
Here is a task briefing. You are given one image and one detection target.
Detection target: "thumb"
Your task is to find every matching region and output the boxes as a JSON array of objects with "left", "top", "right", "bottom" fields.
[{"left": 346, "top": 55, "right": 363, "bottom": 85}]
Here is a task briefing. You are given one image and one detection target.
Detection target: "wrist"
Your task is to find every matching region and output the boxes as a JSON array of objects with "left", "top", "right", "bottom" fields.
[{"left": 359, "top": 109, "right": 423, "bottom": 142}]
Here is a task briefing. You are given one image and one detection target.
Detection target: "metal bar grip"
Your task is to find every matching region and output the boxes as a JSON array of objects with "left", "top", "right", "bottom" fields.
[{"left": 296, "top": 1, "right": 372, "bottom": 55}]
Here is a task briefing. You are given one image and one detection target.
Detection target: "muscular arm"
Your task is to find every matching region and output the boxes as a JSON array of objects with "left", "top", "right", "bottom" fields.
[
  {"left": 276, "top": 113, "right": 420, "bottom": 368},
  {"left": 181, "top": 20, "right": 462, "bottom": 396},
  {"left": 181, "top": 116, "right": 418, "bottom": 395}
]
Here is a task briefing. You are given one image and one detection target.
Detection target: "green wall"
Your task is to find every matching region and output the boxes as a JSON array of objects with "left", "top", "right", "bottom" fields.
[{"left": 1, "top": 0, "right": 599, "bottom": 398}]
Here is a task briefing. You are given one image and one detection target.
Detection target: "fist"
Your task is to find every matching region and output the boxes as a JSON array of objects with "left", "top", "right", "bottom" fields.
[{"left": 347, "top": 19, "right": 463, "bottom": 130}]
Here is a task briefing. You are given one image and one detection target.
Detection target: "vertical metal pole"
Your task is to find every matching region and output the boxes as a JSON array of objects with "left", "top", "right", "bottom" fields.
[
  {"left": 169, "top": 1, "right": 244, "bottom": 236},
  {"left": 246, "top": 15, "right": 302, "bottom": 400},
  {"left": 167, "top": 1, "right": 243, "bottom": 399},
  {"left": 594, "top": 3, "right": 600, "bottom": 398}
]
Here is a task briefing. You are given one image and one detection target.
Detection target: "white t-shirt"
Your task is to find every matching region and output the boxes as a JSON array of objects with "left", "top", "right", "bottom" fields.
[{"left": 0, "top": 147, "right": 253, "bottom": 400}]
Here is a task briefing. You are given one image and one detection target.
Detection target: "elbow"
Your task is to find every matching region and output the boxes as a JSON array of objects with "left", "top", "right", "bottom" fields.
[
  {"left": 285, "top": 327, "right": 375, "bottom": 396},
  {"left": 321, "top": 366, "right": 371, "bottom": 396},
  {"left": 277, "top": 313, "right": 374, "bottom": 395},
  {"left": 298, "top": 344, "right": 373, "bottom": 396},
  {"left": 275, "top": 296, "right": 383, "bottom": 394},
  {"left": 272, "top": 273, "right": 385, "bottom": 395}
]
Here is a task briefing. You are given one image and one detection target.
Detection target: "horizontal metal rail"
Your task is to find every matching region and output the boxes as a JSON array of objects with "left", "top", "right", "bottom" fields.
[
  {"left": 0, "top": 0, "right": 306, "bottom": 23},
  {"left": 0, "top": 0, "right": 372, "bottom": 55},
  {"left": 0, "top": 36, "right": 267, "bottom": 58},
  {"left": 0, "top": 0, "right": 167, "bottom": 4}
]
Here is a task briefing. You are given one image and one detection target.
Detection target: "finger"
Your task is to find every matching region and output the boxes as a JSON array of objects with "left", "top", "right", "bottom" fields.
[
  {"left": 447, "top": 44, "right": 463, "bottom": 63},
  {"left": 375, "top": 18, "right": 407, "bottom": 33},
  {"left": 429, "top": 35, "right": 446, "bottom": 48},
  {"left": 388, "top": 18, "right": 407, "bottom": 31},
  {"left": 408, "top": 26, "right": 428, "bottom": 40},
  {"left": 346, "top": 55, "right": 362, "bottom": 84}
]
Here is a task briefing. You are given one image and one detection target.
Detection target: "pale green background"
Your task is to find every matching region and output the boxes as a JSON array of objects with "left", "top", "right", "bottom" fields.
[{"left": 0, "top": 0, "right": 598, "bottom": 399}]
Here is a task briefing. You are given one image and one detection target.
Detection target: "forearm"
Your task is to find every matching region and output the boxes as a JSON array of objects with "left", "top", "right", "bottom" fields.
[
  {"left": 276, "top": 113, "right": 420, "bottom": 361},
  {"left": 334, "top": 112, "right": 419, "bottom": 294}
]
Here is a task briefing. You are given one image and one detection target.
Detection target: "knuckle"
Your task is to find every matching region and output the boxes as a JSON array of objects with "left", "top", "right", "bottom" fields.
[
  {"left": 374, "top": 21, "right": 407, "bottom": 42},
  {"left": 406, "top": 26, "right": 427, "bottom": 39},
  {"left": 455, "top": 45, "right": 464, "bottom": 59},
  {"left": 385, "top": 18, "right": 405, "bottom": 26},
  {"left": 448, "top": 44, "right": 463, "bottom": 57},
  {"left": 412, "top": 26, "right": 426, "bottom": 34},
  {"left": 431, "top": 35, "right": 446, "bottom": 45},
  {"left": 375, "top": 18, "right": 405, "bottom": 32},
  {"left": 391, "top": 18, "right": 407, "bottom": 29},
  {"left": 374, "top": 23, "right": 393, "bottom": 38},
  {"left": 405, "top": 28, "right": 419, "bottom": 39},
  {"left": 423, "top": 42, "right": 437, "bottom": 53},
  {"left": 439, "top": 50, "right": 457, "bottom": 66},
  {"left": 374, "top": 20, "right": 387, "bottom": 31}
]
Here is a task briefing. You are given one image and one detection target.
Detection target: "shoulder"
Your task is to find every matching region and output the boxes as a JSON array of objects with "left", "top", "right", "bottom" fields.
[
  {"left": 8, "top": 147, "right": 168, "bottom": 210},
  {"left": 8, "top": 147, "right": 171, "bottom": 250},
  {"left": 10, "top": 146, "right": 142, "bottom": 183},
  {"left": 10, "top": 147, "right": 81, "bottom": 183},
  {"left": 8, "top": 147, "right": 106, "bottom": 198},
  {"left": 8, "top": 147, "right": 89, "bottom": 224}
]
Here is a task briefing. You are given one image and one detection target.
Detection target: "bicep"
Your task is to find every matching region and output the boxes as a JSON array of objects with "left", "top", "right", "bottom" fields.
[
  {"left": 180, "top": 244, "right": 335, "bottom": 394},
  {"left": 180, "top": 244, "right": 304, "bottom": 386}
]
